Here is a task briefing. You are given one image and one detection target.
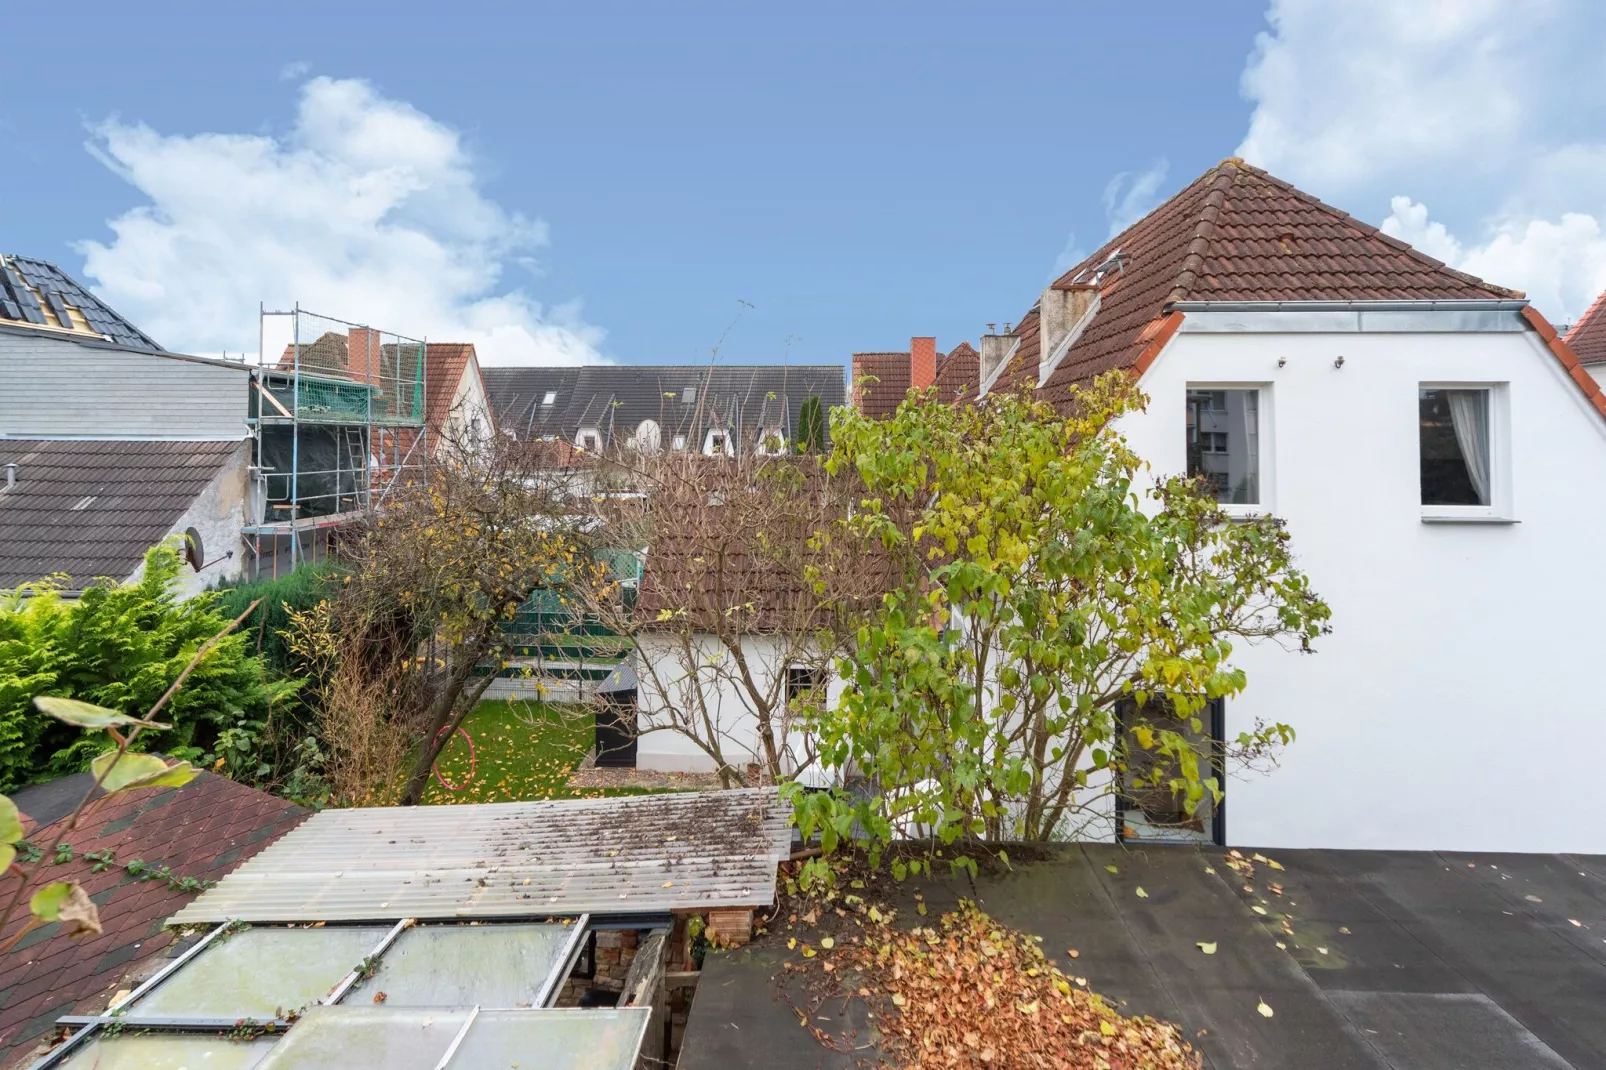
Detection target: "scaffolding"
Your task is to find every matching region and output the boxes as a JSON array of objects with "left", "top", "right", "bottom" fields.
[{"left": 243, "top": 305, "right": 428, "bottom": 577}]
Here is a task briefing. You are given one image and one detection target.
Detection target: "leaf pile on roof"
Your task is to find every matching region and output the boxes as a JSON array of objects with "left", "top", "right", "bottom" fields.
[{"left": 783, "top": 896, "right": 1199, "bottom": 1068}]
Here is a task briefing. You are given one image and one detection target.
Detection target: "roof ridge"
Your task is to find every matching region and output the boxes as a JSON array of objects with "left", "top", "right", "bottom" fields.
[{"left": 1168, "top": 162, "right": 1240, "bottom": 303}]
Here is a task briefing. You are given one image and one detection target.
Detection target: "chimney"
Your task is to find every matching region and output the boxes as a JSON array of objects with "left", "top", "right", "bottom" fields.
[
  {"left": 910, "top": 337, "right": 937, "bottom": 392},
  {"left": 979, "top": 332, "right": 1016, "bottom": 391},
  {"left": 347, "top": 327, "right": 381, "bottom": 385},
  {"left": 1037, "top": 282, "right": 1099, "bottom": 383},
  {"left": 3, "top": 462, "right": 15, "bottom": 491}
]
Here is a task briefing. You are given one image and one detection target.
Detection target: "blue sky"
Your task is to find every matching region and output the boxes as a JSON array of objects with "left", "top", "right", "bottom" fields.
[{"left": 2, "top": 2, "right": 1604, "bottom": 367}]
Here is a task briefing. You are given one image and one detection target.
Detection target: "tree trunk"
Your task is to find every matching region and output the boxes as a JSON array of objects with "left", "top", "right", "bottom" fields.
[{"left": 399, "top": 638, "right": 495, "bottom": 805}]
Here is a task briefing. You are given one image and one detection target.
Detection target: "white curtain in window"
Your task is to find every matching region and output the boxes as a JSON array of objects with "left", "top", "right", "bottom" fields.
[{"left": 1447, "top": 390, "right": 1490, "bottom": 505}]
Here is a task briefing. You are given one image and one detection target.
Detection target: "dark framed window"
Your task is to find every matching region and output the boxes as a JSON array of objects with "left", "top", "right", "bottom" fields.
[
  {"left": 1419, "top": 388, "right": 1491, "bottom": 506},
  {"left": 1114, "top": 695, "right": 1225, "bottom": 846},
  {"left": 1185, "top": 388, "right": 1260, "bottom": 505}
]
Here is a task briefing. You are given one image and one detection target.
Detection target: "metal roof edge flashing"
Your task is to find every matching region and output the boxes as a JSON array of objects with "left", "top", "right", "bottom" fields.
[{"left": 1171, "top": 299, "right": 1531, "bottom": 335}]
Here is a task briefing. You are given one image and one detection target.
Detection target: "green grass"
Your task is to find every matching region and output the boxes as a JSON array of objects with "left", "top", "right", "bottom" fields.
[{"left": 420, "top": 699, "right": 667, "bottom": 804}]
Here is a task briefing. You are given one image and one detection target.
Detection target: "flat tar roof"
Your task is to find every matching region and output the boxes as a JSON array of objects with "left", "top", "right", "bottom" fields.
[{"left": 680, "top": 843, "right": 1606, "bottom": 1069}]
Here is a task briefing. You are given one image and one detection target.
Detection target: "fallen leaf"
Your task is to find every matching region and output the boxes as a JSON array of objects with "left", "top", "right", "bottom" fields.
[
  {"left": 1275, "top": 941, "right": 1286, "bottom": 949},
  {"left": 1135, "top": 887, "right": 1149, "bottom": 899},
  {"left": 1252, "top": 906, "right": 1268, "bottom": 916},
  {"left": 1204, "top": 866, "right": 1216, "bottom": 874},
  {"left": 1338, "top": 926, "right": 1351, "bottom": 935},
  {"left": 1106, "top": 865, "right": 1119, "bottom": 874},
  {"left": 1258, "top": 1000, "right": 1275, "bottom": 1018},
  {"left": 891, "top": 993, "right": 906, "bottom": 1007},
  {"left": 820, "top": 936, "right": 835, "bottom": 949},
  {"left": 1525, "top": 895, "right": 1542, "bottom": 903},
  {"left": 1067, "top": 949, "right": 1080, "bottom": 959},
  {"left": 1100, "top": 1020, "right": 1117, "bottom": 1036},
  {"left": 1316, "top": 947, "right": 1328, "bottom": 955},
  {"left": 1266, "top": 860, "right": 1284, "bottom": 871},
  {"left": 802, "top": 946, "right": 816, "bottom": 958},
  {"left": 787, "top": 937, "right": 797, "bottom": 950},
  {"left": 1568, "top": 919, "right": 1582, "bottom": 928},
  {"left": 1197, "top": 941, "right": 1217, "bottom": 955}
]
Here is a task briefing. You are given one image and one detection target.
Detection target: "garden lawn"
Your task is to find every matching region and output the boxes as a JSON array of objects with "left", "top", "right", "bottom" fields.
[{"left": 420, "top": 700, "right": 664, "bottom": 804}]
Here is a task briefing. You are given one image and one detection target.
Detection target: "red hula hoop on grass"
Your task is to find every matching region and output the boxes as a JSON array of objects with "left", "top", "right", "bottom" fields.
[{"left": 431, "top": 725, "right": 476, "bottom": 791}]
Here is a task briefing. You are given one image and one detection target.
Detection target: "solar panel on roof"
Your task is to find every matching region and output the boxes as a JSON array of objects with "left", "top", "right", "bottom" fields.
[{"left": 45, "top": 292, "right": 74, "bottom": 329}]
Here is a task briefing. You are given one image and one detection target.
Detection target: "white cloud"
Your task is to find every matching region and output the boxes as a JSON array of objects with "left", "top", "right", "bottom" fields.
[
  {"left": 1237, "top": 0, "right": 1606, "bottom": 321},
  {"left": 1382, "top": 196, "right": 1606, "bottom": 323},
  {"left": 77, "top": 76, "right": 606, "bottom": 365},
  {"left": 1052, "top": 231, "right": 1086, "bottom": 277},
  {"left": 1103, "top": 160, "right": 1169, "bottom": 239}
]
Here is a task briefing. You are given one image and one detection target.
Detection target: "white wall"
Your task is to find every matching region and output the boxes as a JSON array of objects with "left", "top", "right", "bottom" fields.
[
  {"left": 1122, "top": 319, "right": 1606, "bottom": 852},
  {"left": 633, "top": 632, "right": 845, "bottom": 788},
  {"left": 0, "top": 333, "right": 251, "bottom": 440}
]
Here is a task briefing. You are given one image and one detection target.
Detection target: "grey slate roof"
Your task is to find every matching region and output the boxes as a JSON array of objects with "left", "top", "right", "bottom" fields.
[
  {"left": 0, "top": 254, "right": 164, "bottom": 353},
  {"left": 483, "top": 364, "right": 846, "bottom": 450},
  {"left": 0, "top": 439, "right": 240, "bottom": 590}
]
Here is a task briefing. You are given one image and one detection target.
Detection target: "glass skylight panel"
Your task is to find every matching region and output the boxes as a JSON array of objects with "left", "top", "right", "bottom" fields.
[
  {"left": 347, "top": 923, "right": 575, "bottom": 1008},
  {"left": 127, "top": 926, "right": 390, "bottom": 1021},
  {"left": 54, "top": 1034, "right": 276, "bottom": 1069},
  {"left": 251, "top": 1007, "right": 471, "bottom": 1070},
  {"left": 442, "top": 1008, "right": 650, "bottom": 1069}
]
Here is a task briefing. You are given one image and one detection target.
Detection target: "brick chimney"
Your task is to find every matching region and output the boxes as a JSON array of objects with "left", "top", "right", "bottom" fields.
[
  {"left": 910, "top": 336, "right": 937, "bottom": 392},
  {"left": 347, "top": 327, "right": 380, "bottom": 385}
]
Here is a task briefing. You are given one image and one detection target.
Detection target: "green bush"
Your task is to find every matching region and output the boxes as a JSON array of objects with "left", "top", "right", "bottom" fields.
[
  {"left": 0, "top": 545, "right": 301, "bottom": 791},
  {"left": 213, "top": 560, "right": 338, "bottom": 676}
]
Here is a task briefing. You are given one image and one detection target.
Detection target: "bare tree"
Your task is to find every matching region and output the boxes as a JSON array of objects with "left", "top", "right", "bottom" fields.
[{"left": 580, "top": 446, "right": 880, "bottom": 788}]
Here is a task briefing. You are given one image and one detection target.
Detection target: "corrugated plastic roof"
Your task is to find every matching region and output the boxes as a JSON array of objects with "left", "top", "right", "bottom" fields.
[{"left": 169, "top": 788, "right": 792, "bottom": 924}]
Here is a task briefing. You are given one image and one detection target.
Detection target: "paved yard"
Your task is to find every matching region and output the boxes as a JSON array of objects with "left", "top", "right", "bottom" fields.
[{"left": 680, "top": 844, "right": 1606, "bottom": 1069}]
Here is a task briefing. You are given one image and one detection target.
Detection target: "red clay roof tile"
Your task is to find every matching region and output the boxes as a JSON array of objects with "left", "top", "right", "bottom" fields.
[
  {"left": 988, "top": 158, "right": 1519, "bottom": 411},
  {"left": 0, "top": 774, "right": 305, "bottom": 1067},
  {"left": 1565, "top": 287, "right": 1606, "bottom": 365}
]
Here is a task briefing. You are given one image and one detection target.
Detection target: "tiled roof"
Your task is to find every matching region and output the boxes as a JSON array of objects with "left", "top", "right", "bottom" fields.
[
  {"left": 0, "top": 773, "right": 306, "bottom": 1067},
  {"left": 0, "top": 255, "right": 164, "bottom": 353},
  {"left": 483, "top": 365, "right": 846, "bottom": 451},
  {"left": 0, "top": 440, "right": 242, "bottom": 591},
  {"left": 851, "top": 353, "right": 911, "bottom": 417},
  {"left": 934, "top": 342, "right": 980, "bottom": 404},
  {"left": 1565, "top": 287, "right": 1606, "bottom": 365},
  {"left": 990, "top": 159, "right": 1519, "bottom": 410}
]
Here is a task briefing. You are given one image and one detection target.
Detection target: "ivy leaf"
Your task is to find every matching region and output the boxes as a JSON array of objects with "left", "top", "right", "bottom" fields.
[
  {"left": 0, "top": 795, "right": 23, "bottom": 845},
  {"left": 33, "top": 697, "right": 170, "bottom": 731}
]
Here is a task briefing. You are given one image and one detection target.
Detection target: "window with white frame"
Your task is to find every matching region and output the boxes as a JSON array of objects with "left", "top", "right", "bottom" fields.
[
  {"left": 576, "top": 428, "right": 602, "bottom": 452},
  {"left": 1419, "top": 387, "right": 1496, "bottom": 509},
  {"left": 1185, "top": 388, "right": 1260, "bottom": 505}
]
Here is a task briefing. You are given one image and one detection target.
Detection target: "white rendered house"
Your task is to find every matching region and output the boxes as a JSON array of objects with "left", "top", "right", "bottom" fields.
[{"left": 975, "top": 159, "right": 1606, "bottom": 854}]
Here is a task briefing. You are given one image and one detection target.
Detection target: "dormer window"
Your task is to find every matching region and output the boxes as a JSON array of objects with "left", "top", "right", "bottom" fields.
[
  {"left": 703, "top": 428, "right": 732, "bottom": 456},
  {"left": 576, "top": 428, "right": 602, "bottom": 452},
  {"left": 755, "top": 428, "right": 786, "bottom": 456}
]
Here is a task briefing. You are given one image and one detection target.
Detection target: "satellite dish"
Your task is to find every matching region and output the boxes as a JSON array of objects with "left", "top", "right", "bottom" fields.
[
  {"left": 632, "top": 419, "right": 662, "bottom": 453},
  {"left": 183, "top": 527, "right": 204, "bottom": 571}
]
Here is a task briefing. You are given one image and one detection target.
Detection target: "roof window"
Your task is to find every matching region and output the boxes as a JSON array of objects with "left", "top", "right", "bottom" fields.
[{"left": 542, "top": 391, "right": 557, "bottom": 406}]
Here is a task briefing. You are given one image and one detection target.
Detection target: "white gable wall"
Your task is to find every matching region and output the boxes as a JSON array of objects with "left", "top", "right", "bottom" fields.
[{"left": 1120, "top": 317, "right": 1606, "bottom": 852}]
